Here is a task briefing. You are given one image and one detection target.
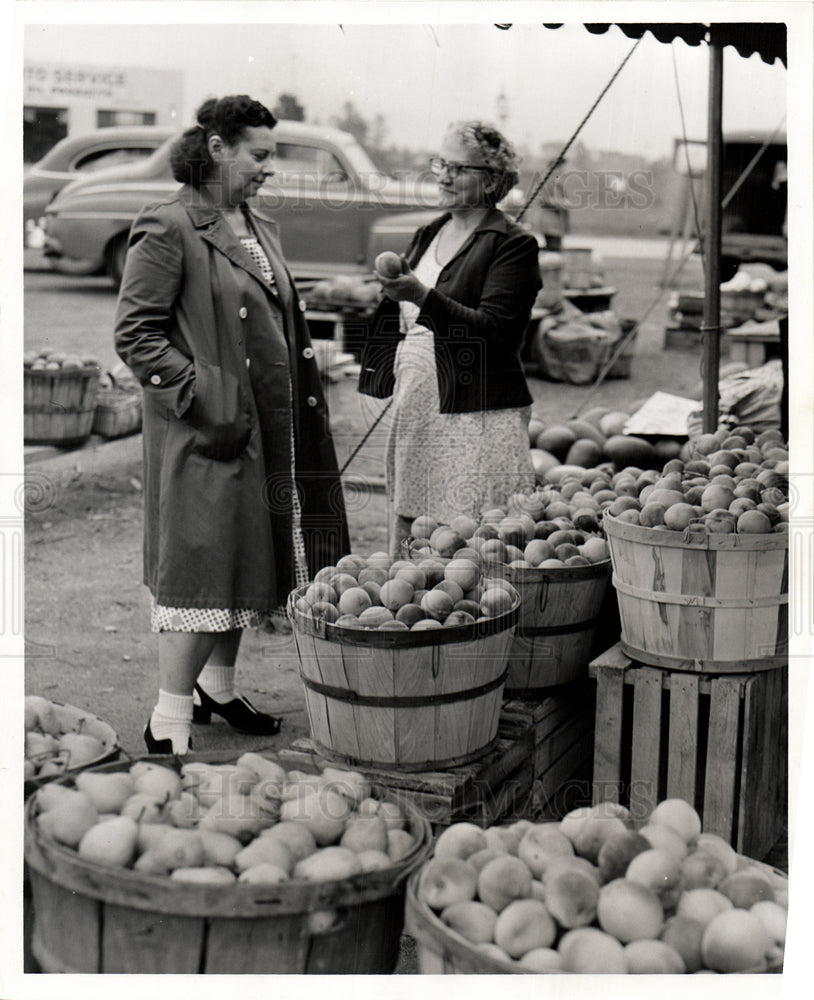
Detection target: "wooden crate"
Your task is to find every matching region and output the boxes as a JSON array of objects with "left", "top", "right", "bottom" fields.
[
  {"left": 589, "top": 642, "right": 787, "bottom": 859},
  {"left": 278, "top": 685, "right": 595, "bottom": 831}
]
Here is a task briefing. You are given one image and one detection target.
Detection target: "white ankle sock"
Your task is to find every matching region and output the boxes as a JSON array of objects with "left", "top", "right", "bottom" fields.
[
  {"left": 150, "top": 689, "right": 194, "bottom": 754},
  {"left": 196, "top": 664, "right": 235, "bottom": 704}
]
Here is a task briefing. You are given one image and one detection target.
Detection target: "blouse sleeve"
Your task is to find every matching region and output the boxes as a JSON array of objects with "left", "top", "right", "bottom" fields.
[{"left": 114, "top": 206, "right": 196, "bottom": 418}]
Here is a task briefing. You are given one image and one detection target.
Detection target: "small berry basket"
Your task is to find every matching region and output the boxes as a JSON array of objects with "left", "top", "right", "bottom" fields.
[{"left": 24, "top": 362, "right": 102, "bottom": 447}]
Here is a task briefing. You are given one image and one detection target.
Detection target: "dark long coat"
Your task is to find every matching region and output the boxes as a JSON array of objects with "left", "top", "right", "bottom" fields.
[{"left": 114, "top": 185, "right": 349, "bottom": 611}]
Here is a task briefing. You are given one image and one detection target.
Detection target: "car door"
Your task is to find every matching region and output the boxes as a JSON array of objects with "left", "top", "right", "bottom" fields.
[{"left": 259, "top": 139, "right": 369, "bottom": 278}]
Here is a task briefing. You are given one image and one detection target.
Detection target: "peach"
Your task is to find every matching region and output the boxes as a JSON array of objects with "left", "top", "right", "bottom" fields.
[
  {"left": 681, "top": 849, "right": 728, "bottom": 889},
  {"left": 571, "top": 815, "right": 629, "bottom": 864},
  {"left": 477, "top": 856, "right": 534, "bottom": 913},
  {"left": 420, "top": 589, "right": 455, "bottom": 621},
  {"left": 337, "top": 586, "right": 372, "bottom": 617},
  {"left": 494, "top": 899, "right": 557, "bottom": 958},
  {"left": 379, "top": 577, "right": 414, "bottom": 612},
  {"left": 474, "top": 942, "right": 513, "bottom": 966},
  {"left": 718, "top": 868, "right": 774, "bottom": 908},
  {"left": 443, "top": 559, "right": 480, "bottom": 593},
  {"left": 387, "top": 829, "right": 416, "bottom": 863},
  {"left": 638, "top": 822, "right": 689, "bottom": 860},
  {"left": 625, "top": 847, "right": 684, "bottom": 909},
  {"left": 356, "top": 849, "right": 392, "bottom": 873},
  {"left": 558, "top": 927, "right": 628, "bottom": 974},
  {"left": 434, "top": 822, "right": 488, "bottom": 861},
  {"left": 596, "top": 830, "right": 651, "bottom": 883},
  {"left": 542, "top": 854, "right": 600, "bottom": 886},
  {"left": 517, "top": 947, "right": 563, "bottom": 973},
  {"left": 440, "top": 899, "right": 497, "bottom": 945},
  {"left": 660, "top": 914, "right": 706, "bottom": 972},
  {"left": 374, "top": 251, "right": 404, "bottom": 277},
  {"left": 544, "top": 865, "right": 600, "bottom": 928},
  {"left": 694, "top": 832, "right": 739, "bottom": 875},
  {"left": 483, "top": 825, "right": 522, "bottom": 856},
  {"left": 467, "top": 847, "right": 507, "bottom": 874},
  {"left": 701, "top": 908, "right": 772, "bottom": 972},
  {"left": 648, "top": 798, "right": 702, "bottom": 844},
  {"left": 517, "top": 824, "right": 574, "bottom": 878},
  {"left": 624, "top": 939, "right": 686, "bottom": 973},
  {"left": 339, "top": 815, "right": 389, "bottom": 854},
  {"left": 416, "top": 857, "right": 478, "bottom": 911},
  {"left": 677, "top": 888, "right": 734, "bottom": 926},
  {"left": 750, "top": 900, "right": 787, "bottom": 945},
  {"left": 597, "top": 878, "right": 664, "bottom": 941}
]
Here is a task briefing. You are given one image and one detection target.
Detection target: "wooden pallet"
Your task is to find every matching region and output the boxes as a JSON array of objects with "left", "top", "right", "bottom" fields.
[
  {"left": 589, "top": 642, "right": 787, "bottom": 859},
  {"left": 278, "top": 685, "right": 595, "bottom": 831}
]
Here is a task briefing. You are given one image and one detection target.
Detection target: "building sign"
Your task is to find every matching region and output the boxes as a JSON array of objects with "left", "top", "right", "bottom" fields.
[{"left": 24, "top": 61, "right": 182, "bottom": 115}]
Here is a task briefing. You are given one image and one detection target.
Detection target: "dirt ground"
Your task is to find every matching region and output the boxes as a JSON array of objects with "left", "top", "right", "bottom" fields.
[{"left": 23, "top": 248, "right": 710, "bottom": 757}]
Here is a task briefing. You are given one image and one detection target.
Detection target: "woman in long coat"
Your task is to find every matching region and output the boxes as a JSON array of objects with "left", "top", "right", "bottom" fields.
[{"left": 115, "top": 95, "right": 349, "bottom": 754}]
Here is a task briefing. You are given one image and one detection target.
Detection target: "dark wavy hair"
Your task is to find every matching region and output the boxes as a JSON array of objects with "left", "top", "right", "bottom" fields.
[{"left": 170, "top": 95, "right": 277, "bottom": 188}]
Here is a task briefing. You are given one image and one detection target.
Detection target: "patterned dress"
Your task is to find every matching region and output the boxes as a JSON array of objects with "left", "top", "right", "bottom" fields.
[
  {"left": 385, "top": 226, "right": 535, "bottom": 525},
  {"left": 151, "top": 230, "right": 309, "bottom": 632}
]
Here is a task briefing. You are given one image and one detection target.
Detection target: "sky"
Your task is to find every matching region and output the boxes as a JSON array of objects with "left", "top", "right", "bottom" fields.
[{"left": 19, "top": 18, "right": 790, "bottom": 161}]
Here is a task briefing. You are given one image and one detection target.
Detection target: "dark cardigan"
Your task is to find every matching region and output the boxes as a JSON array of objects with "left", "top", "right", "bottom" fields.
[{"left": 358, "top": 208, "right": 541, "bottom": 413}]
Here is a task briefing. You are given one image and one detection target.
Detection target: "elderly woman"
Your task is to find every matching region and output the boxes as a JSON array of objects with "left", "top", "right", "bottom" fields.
[
  {"left": 359, "top": 121, "right": 540, "bottom": 555},
  {"left": 115, "top": 95, "right": 349, "bottom": 754}
]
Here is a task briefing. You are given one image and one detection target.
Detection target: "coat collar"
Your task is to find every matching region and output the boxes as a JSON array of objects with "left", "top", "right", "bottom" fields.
[
  {"left": 177, "top": 186, "right": 284, "bottom": 302},
  {"left": 423, "top": 207, "right": 515, "bottom": 240},
  {"left": 413, "top": 207, "right": 514, "bottom": 270}
]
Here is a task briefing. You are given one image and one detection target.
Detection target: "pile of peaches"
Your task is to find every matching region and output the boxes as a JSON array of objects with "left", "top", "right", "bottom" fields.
[
  {"left": 30, "top": 755, "right": 424, "bottom": 893},
  {"left": 412, "top": 797, "right": 787, "bottom": 974},
  {"left": 602, "top": 426, "right": 789, "bottom": 536},
  {"left": 290, "top": 550, "right": 519, "bottom": 633}
]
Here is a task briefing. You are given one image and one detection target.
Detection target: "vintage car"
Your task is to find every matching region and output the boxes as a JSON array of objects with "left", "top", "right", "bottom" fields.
[
  {"left": 24, "top": 125, "right": 177, "bottom": 248},
  {"left": 42, "top": 120, "right": 443, "bottom": 286}
]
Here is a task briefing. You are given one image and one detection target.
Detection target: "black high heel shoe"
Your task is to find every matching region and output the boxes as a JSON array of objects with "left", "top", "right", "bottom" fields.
[
  {"left": 143, "top": 719, "right": 192, "bottom": 755},
  {"left": 192, "top": 683, "right": 282, "bottom": 736}
]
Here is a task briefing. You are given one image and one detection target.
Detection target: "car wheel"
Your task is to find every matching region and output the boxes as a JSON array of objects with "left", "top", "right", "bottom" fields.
[{"left": 107, "top": 233, "right": 129, "bottom": 288}]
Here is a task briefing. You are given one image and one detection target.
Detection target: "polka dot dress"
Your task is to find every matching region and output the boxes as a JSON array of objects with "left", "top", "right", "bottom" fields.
[{"left": 151, "top": 232, "right": 309, "bottom": 633}]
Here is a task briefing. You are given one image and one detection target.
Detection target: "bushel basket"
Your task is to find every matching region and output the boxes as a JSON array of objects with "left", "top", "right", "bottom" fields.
[
  {"left": 24, "top": 752, "right": 432, "bottom": 974},
  {"left": 287, "top": 585, "right": 519, "bottom": 771},
  {"left": 603, "top": 513, "right": 787, "bottom": 672},
  {"left": 501, "top": 558, "right": 612, "bottom": 695},
  {"left": 24, "top": 366, "right": 101, "bottom": 446}
]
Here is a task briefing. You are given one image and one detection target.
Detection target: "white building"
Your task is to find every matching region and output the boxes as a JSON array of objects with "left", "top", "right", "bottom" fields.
[{"left": 24, "top": 61, "right": 184, "bottom": 162}]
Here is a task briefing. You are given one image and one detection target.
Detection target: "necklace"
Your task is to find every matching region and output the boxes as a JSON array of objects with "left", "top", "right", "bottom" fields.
[{"left": 434, "top": 213, "right": 488, "bottom": 266}]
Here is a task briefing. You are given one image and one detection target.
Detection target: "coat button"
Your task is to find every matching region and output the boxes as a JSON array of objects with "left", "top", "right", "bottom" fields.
[
  {"left": 246, "top": 358, "right": 251, "bottom": 369},
  {"left": 299, "top": 300, "right": 307, "bottom": 312},
  {"left": 150, "top": 374, "right": 162, "bottom": 385},
  {"left": 303, "top": 347, "right": 314, "bottom": 359},
  {"left": 306, "top": 396, "right": 318, "bottom": 407},
  {"left": 239, "top": 306, "right": 248, "bottom": 319}
]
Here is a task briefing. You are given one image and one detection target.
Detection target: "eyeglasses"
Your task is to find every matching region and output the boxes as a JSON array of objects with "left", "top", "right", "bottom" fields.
[{"left": 428, "top": 157, "right": 495, "bottom": 179}]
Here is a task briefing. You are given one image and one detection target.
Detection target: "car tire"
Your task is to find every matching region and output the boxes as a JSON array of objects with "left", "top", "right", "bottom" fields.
[{"left": 107, "top": 233, "right": 129, "bottom": 288}]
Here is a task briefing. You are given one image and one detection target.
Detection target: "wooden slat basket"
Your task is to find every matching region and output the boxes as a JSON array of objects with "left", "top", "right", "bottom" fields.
[
  {"left": 24, "top": 701, "right": 120, "bottom": 799},
  {"left": 24, "top": 366, "right": 101, "bottom": 446},
  {"left": 404, "top": 855, "right": 786, "bottom": 974},
  {"left": 603, "top": 513, "right": 788, "bottom": 671},
  {"left": 501, "top": 559, "right": 612, "bottom": 696},
  {"left": 24, "top": 752, "right": 433, "bottom": 974},
  {"left": 287, "top": 585, "right": 519, "bottom": 772}
]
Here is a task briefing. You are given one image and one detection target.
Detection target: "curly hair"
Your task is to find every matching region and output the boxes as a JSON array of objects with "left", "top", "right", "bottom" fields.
[
  {"left": 170, "top": 95, "right": 277, "bottom": 188},
  {"left": 445, "top": 120, "right": 520, "bottom": 205}
]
